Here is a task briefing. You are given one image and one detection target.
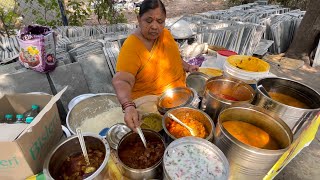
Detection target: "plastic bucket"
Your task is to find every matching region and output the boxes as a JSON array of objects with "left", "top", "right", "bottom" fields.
[
  {"left": 223, "top": 55, "right": 270, "bottom": 88},
  {"left": 216, "top": 50, "right": 237, "bottom": 69}
]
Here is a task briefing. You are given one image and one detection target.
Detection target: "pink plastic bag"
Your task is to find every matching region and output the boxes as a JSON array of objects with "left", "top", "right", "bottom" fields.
[{"left": 18, "top": 25, "right": 57, "bottom": 73}]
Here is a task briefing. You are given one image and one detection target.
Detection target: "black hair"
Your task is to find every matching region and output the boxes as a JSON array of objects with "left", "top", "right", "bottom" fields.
[{"left": 139, "top": 0, "right": 166, "bottom": 17}]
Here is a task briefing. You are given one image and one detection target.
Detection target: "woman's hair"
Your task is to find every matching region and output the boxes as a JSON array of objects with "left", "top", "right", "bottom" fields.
[{"left": 139, "top": 0, "right": 166, "bottom": 17}]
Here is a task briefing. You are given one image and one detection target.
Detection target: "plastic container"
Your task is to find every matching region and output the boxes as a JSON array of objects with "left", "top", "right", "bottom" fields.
[
  {"left": 224, "top": 55, "right": 270, "bottom": 87},
  {"left": 15, "top": 114, "right": 25, "bottom": 124},
  {"left": 23, "top": 104, "right": 40, "bottom": 118},
  {"left": 25, "top": 117, "right": 34, "bottom": 124},
  {"left": 216, "top": 50, "right": 237, "bottom": 69},
  {"left": 4, "top": 114, "right": 15, "bottom": 124}
]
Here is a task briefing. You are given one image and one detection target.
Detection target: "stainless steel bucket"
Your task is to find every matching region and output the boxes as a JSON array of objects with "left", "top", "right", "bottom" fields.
[
  {"left": 201, "top": 76, "right": 255, "bottom": 123},
  {"left": 214, "top": 104, "right": 293, "bottom": 180},
  {"left": 43, "top": 133, "right": 110, "bottom": 180},
  {"left": 186, "top": 71, "right": 210, "bottom": 98},
  {"left": 254, "top": 77, "right": 320, "bottom": 136}
]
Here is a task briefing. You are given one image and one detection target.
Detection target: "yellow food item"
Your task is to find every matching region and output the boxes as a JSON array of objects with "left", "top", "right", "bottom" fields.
[
  {"left": 141, "top": 113, "right": 163, "bottom": 132},
  {"left": 227, "top": 55, "right": 270, "bottom": 72},
  {"left": 199, "top": 68, "right": 223, "bottom": 77},
  {"left": 269, "top": 92, "right": 309, "bottom": 109},
  {"left": 222, "top": 121, "right": 280, "bottom": 150},
  {"left": 167, "top": 117, "right": 207, "bottom": 138},
  {"left": 161, "top": 93, "right": 189, "bottom": 108}
]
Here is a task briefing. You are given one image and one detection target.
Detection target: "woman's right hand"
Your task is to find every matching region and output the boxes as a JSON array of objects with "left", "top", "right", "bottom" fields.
[{"left": 124, "top": 106, "right": 140, "bottom": 132}]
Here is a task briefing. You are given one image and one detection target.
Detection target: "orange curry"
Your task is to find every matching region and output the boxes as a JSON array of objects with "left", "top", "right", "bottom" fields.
[{"left": 167, "top": 117, "right": 207, "bottom": 138}]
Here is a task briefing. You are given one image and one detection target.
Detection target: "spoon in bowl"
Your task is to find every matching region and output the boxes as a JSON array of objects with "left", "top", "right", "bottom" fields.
[
  {"left": 167, "top": 113, "right": 197, "bottom": 136},
  {"left": 136, "top": 127, "right": 147, "bottom": 148},
  {"left": 76, "top": 128, "right": 96, "bottom": 174}
]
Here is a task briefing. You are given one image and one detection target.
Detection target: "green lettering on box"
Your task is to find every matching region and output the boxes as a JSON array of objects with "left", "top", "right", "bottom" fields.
[
  {"left": 29, "top": 113, "right": 60, "bottom": 161},
  {"left": 0, "top": 160, "right": 8, "bottom": 166}
]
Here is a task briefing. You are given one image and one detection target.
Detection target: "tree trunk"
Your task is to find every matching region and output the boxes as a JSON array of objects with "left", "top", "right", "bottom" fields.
[{"left": 285, "top": 0, "right": 320, "bottom": 65}]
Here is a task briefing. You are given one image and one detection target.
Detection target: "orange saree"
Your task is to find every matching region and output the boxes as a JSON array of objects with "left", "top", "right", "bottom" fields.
[{"left": 116, "top": 28, "right": 186, "bottom": 99}]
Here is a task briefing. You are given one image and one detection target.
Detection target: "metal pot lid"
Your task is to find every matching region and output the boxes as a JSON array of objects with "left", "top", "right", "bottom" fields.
[{"left": 106, "top": 123, "right": 131, "bottom": 150}]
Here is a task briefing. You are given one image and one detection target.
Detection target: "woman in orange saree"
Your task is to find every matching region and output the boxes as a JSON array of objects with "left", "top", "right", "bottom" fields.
[{"left": 112, "top": 0, "right": 198, "bottom": 130}]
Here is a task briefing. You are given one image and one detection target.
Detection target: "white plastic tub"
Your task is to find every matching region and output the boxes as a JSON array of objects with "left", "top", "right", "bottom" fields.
[{"left": 223, "top": 55, "right": 270, "bottom": 86}]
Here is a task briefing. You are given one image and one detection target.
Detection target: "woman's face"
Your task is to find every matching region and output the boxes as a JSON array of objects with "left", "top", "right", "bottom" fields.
[{"left": 138, "top": 7, "right": 166, "bottom": 41}]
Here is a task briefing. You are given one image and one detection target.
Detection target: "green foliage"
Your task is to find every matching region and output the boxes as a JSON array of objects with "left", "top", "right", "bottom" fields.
[
  {"left": 66, "top": 0, "right": 91, "bottom": 26},
  {"left": 90, "top": 0, "right": 127, "bottom": 24},
  {"left": 0, "top": 1, "right": 21, "bottom": 36},
  {"left": 25, "top": 0, "right": 62, "bottom": 27}
]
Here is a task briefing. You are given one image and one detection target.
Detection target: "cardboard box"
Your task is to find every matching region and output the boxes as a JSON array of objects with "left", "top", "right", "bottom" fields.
[{"left": 0, "top": 87, "right": 67, "bottom": 180}]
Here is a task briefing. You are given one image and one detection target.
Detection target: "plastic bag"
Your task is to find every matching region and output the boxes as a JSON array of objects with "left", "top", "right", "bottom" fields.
[
  {"left": 187, "top": 55, "right": 205, "bottom": 67},
  {"left": 18, "top": 25, "right": 57, "bottom": 73}
]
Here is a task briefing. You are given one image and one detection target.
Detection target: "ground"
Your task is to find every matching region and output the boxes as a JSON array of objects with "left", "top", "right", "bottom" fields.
[
  {"left": 128, "top": 0, "right": 226, "bottom": 22},
  {"left": 87, "top": 0, "right": 226, "bottom": 25}
]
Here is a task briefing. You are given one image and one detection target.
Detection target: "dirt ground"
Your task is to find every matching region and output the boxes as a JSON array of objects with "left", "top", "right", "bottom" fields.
[
  {"left": 87, "top": 0, "right": 226, "bottom": 25},
  {"left": 127, "top": 0, "right": 226, "bottom": 22}
]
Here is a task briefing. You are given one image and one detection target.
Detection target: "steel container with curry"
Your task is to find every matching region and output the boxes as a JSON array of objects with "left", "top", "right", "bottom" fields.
[{"left": 214, "top": 103, "right": 293, "bottom": 180}]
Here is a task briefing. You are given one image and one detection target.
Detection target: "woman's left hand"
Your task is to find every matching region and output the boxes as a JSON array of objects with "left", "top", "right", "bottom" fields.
[{"left": 188, "top": 64, "right": 199, "bottom": 73}]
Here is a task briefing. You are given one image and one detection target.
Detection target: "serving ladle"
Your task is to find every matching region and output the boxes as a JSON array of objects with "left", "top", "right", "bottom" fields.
[
  {"left": 136, "top": 127, "right": 148, "bottom": 148},
  {"left": 167, "top": 113, "right": 198, "bottom": 136},
  {"left": 76, "top": 128, "right": 96, "bottom": 174},
  {"left": 257, "top": 85, "right": 271, "bottom": 98}
]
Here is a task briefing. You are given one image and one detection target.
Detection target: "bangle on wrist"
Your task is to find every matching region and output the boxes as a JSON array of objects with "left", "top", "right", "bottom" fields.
[{"left": 121, "top": 101, "right": 136, "bottom": 112}]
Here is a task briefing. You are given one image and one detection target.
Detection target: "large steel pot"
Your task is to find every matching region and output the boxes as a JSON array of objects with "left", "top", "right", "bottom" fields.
[
  {"left": 66, "top": 93, "right": 121, "bottom": 135},
  {"left": 43, "top": 133, "right": 110, "bottom": 180},
  {"left": 162, "top": 107, "right": 214, "bottom": 143},
  {"left": 255, "top": 77, "right": 320, "bottom": 136},
  {"left": 214, "top": 103, "right": 293, "bottom": 180},
  {"left": 201, "top": 76, "right": 255, "bottom": 124},
  {"left": 117, "top": 129, "right": 165, "bottom": 179}
]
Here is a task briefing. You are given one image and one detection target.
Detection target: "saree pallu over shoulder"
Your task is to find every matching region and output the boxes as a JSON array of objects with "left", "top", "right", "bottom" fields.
[{"left": 116, "top": 29, "right": 186, "bottom": 99}]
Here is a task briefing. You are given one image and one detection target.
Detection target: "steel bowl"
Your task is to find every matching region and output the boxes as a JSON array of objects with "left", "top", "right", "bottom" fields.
[
  {"left": 162, "top": 107, "right": 214, "bottom": 143},
  {"left": 66, "top": 93, "right": 122, "bottom": 135},
  {"left": 106, "top": 123, "right": 131, "bottom": 150},
  {"left": 255, "top": 77, "right": 320, "bottom": 136},
  {"left": 117, "top": 129, "right": 165, "bottom": 179},
  {"left": 157, "top": 87, "right": 199, "bottom": 115},
  {"left": 201, "top": 76, "right": 255, "bottom": 124},
  {"left": 43, "top": 133, "right": 110, "bottom": 180},
  {"left": 163, "top": 137, "right": 229, "bottom": 180},
  {"left": 214, "top": 103, "right": 292, "bottom": 180}
]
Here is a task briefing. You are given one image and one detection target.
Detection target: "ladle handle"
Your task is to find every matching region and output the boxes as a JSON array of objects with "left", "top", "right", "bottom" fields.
[
  {"left": 257, "top": 85, "right": 271, "bottom": 98},
  {"left": 136, "top": 127, "right": 147, "bottom": 148},
  {"left": 168, "top": 113, "right": 193, "bottom": 132},
  {"left": 76, "top": 128, "right": 90, "bottom": 166}
]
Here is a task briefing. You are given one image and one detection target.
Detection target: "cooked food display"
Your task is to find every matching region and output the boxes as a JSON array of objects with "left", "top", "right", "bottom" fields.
[
  {"left": 222, "top": 121, "right": 280, "bottom": 150},
  {"left": 118, "top": 138, "right": 165, "bottom": 169},
  {"left": 141, "top": 113, "right": 163, "bottom": 132},
  {"left": 58, "top": 149, "right": 104, "bottom": 180},
  {"left": 268, "top": 92, "right": 309, "bottom": 109},
  {"left": 160, "top": 93, "right": 190, "bottom": 108},
  {"left": 215, "top": 93, "right": 239, "bottom": 101},
  {"left": 166, "top": 117, "right": 208, "bottom": 138}
]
